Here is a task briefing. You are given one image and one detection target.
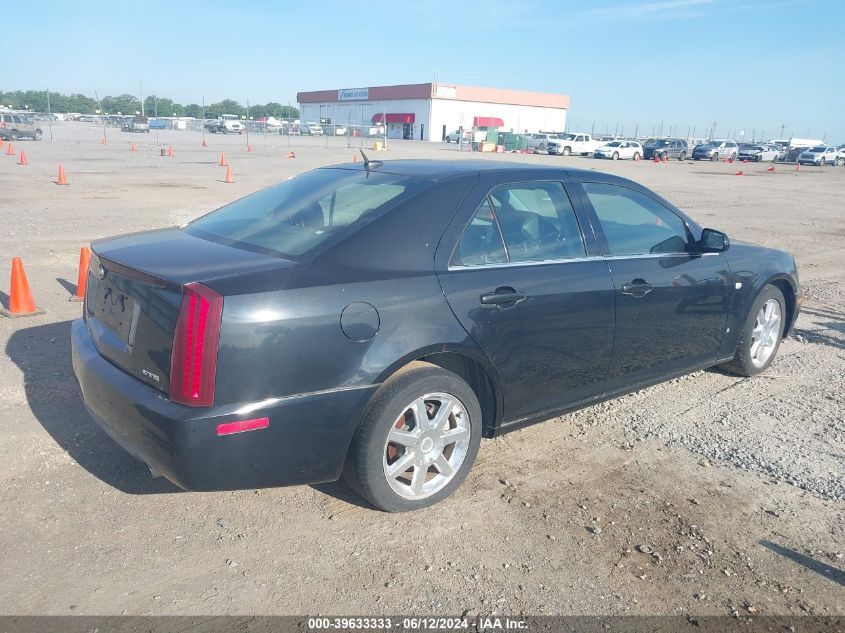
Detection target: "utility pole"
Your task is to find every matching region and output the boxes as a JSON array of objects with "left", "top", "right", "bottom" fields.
[
  {"left": 780, "top": 123, "right": 787, "bottom": 139},
  {"left": 140, "top": 80, "right": 144, "bottom": 116},
  {"left": 46, "top": 89, "right": 54, "bottom": 143}
]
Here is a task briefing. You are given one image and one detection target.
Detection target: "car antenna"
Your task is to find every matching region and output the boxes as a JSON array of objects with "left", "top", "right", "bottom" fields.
[{"left": 359, "top": 149, "right": 382, "bottom": 175}]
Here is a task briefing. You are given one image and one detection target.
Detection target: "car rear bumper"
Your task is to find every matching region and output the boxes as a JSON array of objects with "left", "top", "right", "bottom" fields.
[{"left": 71, "top": 319, "right": 378, "bottom": 491}]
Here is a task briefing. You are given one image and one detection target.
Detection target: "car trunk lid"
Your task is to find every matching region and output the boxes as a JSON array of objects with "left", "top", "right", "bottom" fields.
[{"left": 85, "top": 228, "right": 293, "bottom": 395}]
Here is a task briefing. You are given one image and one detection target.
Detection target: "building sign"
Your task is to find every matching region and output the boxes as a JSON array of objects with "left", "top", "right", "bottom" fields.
[
  {"left": 338, "top": 88, "right": 369, "bottom": 101},
  {"left": 435, "top": 85, "right": 457, "bottom": 98}
]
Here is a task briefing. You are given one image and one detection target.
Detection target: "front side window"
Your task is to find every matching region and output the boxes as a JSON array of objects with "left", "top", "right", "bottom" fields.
[{"left": 582, "top": 182, "right": 690, "bottom": 256}]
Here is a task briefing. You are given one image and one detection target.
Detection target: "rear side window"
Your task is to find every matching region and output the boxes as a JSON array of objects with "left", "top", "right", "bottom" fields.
[
  {"left": 185, "top": 169, "right": 431, "bottom": 259},
  {"left": 452, "top": 182, "right": 586, "bottom": 266},
  {"left": 583, "top": 182, "right": 690, "bottom": 256},
  {"left": 453, "top": 201, "right": 507, "bottom": 266}
]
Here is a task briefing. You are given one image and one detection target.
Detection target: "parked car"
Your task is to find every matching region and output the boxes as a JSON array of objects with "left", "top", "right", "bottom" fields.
[
  {"left": 205, "top": 115, "right": 244, "bottom": 134},
  {"left": 445, "top": 129, "right": 473, "bottom": 143},
  {"left": 692, "top": 140, "right": 739, "bottom": 161},
  {"left": 644, "top": 139, "right": 689, "bottom": 161},
  {"left": 121, "top": 116, "right": 150, "bottom": 133},
  {"left": 797, "top": 146, "right": 839, "bottom": 166},
  {"left": 738, "top": 144, "right": 782, "bottom": 162},
  {"left": 0, "top": 113, "right": 43, "bottom": 140},
  {"left": 547, "top": 133, "right": 603, "bottom": 156},
  {"left": 326, "top": 124, "right": 347, "bottom": 136},
  {"left": 527, "top": 133, "right": 561, "bottom": 153},
  {"left": 593, "top": 140, "right": 643, "bottom": 160},
  {"left": 71, "top": 160, "right": 800, "bottom": 512},
  {"left": 301, "top": 122, "right": 324, "bottom": 136}
]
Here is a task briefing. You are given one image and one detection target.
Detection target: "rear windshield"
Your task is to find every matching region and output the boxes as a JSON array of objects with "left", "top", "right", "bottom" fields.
[{"left": 184, "top": 168, "right": 430, "bottom": 259}]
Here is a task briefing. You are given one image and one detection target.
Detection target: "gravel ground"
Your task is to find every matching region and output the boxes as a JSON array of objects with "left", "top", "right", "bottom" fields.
[{"left": 0, "top": 123, "right": 842, "bottom": 618}]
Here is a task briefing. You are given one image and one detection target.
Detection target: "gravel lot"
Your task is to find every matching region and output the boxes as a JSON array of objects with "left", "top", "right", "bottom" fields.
[{"left": 0, "top": 123, "right": 843, "bottom": 618}]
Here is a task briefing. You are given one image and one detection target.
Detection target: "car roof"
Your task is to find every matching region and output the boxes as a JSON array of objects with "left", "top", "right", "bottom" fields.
[{"left": 320, "top": 159, "right": 648, "bottom": 189}]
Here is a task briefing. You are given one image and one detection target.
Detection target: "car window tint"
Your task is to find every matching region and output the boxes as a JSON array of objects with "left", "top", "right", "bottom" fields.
[
  {"left": 453, "top": 200, "right": 507, "bottom": 266},
  {"left": 582, "top": 182, "right": 690, "bottom": 256},
  {"left": 185, "top": 169, "right": 430, "bottom": 259},
  {"left": 488, "top": 182, "right": 586, "bottom": 262}
]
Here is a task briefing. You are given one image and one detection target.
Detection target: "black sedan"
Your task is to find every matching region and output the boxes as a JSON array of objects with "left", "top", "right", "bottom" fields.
[{"left": 71, "top": 159, "right": 801, "bottom": 511}]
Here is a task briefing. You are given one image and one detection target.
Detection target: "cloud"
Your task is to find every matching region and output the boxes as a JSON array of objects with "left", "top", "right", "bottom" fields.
[{"left": 583, "top": 0, "right": 714, "bottom": 20}]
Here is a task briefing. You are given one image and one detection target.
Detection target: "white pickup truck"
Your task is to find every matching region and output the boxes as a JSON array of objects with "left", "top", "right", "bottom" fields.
[
  {"left": 205, "top": 114, "right": 244, "bottom": 134},
  {"left": 547, "top": 133, "right": 604, "bottom": 156}
]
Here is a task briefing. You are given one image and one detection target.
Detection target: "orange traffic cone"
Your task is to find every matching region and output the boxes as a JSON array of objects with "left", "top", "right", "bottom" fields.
[
  {"left": 224, "top": 165, "right": 234, "bottom": 183},
  {"left": 0, "top": 138, "right": 4, "bottom": 149},
  {"left": 766, "top": 166, "right": 775, "bottom": 172},
  {"left": 167, "top": 146, "right": 174, "bottom": 157},
  {"left": 6, "top": 142, "right": 14, "bottom": 156},
  {"left": 353, "top": 154, "right": 357, "bottom": 163},
  {"left": 55, "top": 164, "right": 69, "bottom": 185},
  {"left": 734, "top": 171, "right": 744, "bottom": 176},
  {"left": 247, "top": 144, "right": 252, "bottom": 153},
  {"left": 286, "top": 151, "right": 295, "bottom": 159},
  {"left": 130, "top": 142, "right": 137, "bottom": 152},
  {"left": 69, "top": 246, "right": 91, "bottom": 302},
  {"left": 219, "top": 152, "right": 227, "bottom": 166},
  {"left": 17, "top": 151, "right": 28, "bottom": 166},
  {"left": 1, "top": 257, "right": 44, "bottom": 318},
  {"left": 202, "top": 138, "right": 208, "bottom": 148},
  {"left": 796, "top": 163, "right": 800, "bottom": 172},
  {"left": 101, "top": 137, "right": 107, "bottom": 145}
]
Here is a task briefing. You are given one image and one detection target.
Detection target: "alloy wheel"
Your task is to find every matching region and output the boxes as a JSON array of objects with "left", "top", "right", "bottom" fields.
[
  {"left": 750, "top": 299, "right": 782, "bottom": 368},
  {"left": 382, "top": 392, "right": 471, "bottom": 500}
]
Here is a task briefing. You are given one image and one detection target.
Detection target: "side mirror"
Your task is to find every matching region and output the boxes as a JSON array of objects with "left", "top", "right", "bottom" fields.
[{"left": 700, "top": 228, "right": 730, "bottom": 252}]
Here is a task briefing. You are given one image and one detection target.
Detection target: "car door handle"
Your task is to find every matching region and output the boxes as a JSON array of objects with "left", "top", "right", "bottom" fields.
[
  {"left": 480, "top": 287, "right": 526, "bottom": 306},
  {"left": 621, "top": 280, "right": 653, "bottom": 296}
]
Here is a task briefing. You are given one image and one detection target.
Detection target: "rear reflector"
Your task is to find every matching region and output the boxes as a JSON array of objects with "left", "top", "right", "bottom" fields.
[
  {"left": 216, "top": 417, "right": 270, "bottom": 436},
  {"left": 170, "top": 282, "right": 223, "bottom": 407}
]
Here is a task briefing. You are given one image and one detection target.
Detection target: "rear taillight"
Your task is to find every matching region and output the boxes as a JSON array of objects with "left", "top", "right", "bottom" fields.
[{"left": 170, "top": 283, "right": 223, "bottom": 407}]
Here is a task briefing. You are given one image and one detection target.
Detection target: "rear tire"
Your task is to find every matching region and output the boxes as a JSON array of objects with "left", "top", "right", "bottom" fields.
[
  {"left": 721, "top": 285, "right": 786, "bottom": 377},
  {"left": 633, "top": 152, "right": 640, "bottom": 161},
  {"left": 10, "top": 130, "right": 18, "bottom": 141},
  {"left": 33, "top": 130, "right": 42, "bottom": 141},
  {"left": 343, "top": 362, "right": 482, "bottom": 512},
  {"left": 711, "top": 153, "right": 719, "bottom": 162},
  {"left": 679, "top": 151, "right": 686, "bottom": 161}
]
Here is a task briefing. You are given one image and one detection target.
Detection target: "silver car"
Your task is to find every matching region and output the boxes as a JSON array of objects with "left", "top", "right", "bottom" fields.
[
  {"left": 692, "top": 140, "right": 739, "bottom": 161},
  {"left": 798, "top": 146, "right": 839, "bottom": 166},
  {"left": 0, "top": 113, "right": 43, "bottom": 141}
]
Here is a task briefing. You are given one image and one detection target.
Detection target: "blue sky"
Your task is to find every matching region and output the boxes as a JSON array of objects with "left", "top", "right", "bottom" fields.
[{"left": 5, "top": 0, "right": 843, "bottom": 141}]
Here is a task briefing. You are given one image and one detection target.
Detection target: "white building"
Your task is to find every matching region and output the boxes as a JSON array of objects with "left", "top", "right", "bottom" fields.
[{"left": 297, "top": 83, "right": 569, "bottom": 141}]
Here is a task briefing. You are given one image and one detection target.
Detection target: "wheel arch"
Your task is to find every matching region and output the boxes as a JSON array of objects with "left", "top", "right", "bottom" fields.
[
  {"left": 765, "top": 275, "right": 798, "bottom": 337},
  {"left": 371, "top": 344, "right": 503, "bottom": 438}
]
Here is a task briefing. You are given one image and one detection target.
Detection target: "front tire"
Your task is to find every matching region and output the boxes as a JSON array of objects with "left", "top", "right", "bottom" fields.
[
  {"left": 679, "top": 151, "right": 686, "bottom": 161},
  {"left": 562, "top": 146, "right": 571, "bottom": 156},
  {"left": 721, "top": 285, "right": 786, "bottom": 377},
  {"left": 33, "top": 130, "right": 43, "bottom": 141},
  {"left": 611, "top": 152, "right": 619, "bottom": 160},
  {"left": 343, "top": 362, "right": 482, "bottom": 512}
]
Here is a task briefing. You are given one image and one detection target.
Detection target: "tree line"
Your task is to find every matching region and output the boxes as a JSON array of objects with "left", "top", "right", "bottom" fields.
[{"left": 0, "top": 91, "right": 299, "bottom": 119}]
